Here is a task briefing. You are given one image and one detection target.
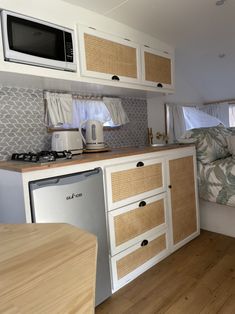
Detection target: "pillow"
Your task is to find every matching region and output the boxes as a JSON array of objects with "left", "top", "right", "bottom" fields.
[
  {"left": 226, "top": 135, "right": 235, "bottom": 156},
  {"left": 180, "top": 126, "right": 231, "bottom": 164}
]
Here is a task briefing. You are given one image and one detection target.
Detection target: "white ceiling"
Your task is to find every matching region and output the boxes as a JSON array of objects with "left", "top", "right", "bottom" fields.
[{"left": 63, "top": 0, "right": 235, "bottom": 102}]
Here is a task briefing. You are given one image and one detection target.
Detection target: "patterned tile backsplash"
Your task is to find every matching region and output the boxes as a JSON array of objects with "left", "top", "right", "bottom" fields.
[{"left": 0, "top": 86, "right": 148, "bottom": 160}]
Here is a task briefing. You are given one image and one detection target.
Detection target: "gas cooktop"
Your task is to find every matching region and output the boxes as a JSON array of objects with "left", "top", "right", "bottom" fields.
[{"left": 11, "top": 151, "right": 72, "bottom": 163}]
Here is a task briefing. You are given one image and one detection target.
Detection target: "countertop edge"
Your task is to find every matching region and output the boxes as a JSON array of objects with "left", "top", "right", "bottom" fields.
[{"left": 0, "top": 144, "right": 194, "bottom": 173}]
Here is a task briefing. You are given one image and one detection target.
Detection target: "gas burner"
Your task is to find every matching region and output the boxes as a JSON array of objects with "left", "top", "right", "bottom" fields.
[{"left": 11, "top": 151, "right": 72, "bottom": 163}]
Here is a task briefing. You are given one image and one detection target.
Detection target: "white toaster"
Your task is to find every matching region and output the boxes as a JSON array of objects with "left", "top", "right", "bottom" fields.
[{"left": 51, "top": 131, "right": 84, "bottom": 154}]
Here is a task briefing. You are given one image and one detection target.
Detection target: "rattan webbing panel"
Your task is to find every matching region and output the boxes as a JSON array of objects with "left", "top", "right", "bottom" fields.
[
  {"left": 111, "top": 163, "right": 163, "bottom": 203},
  {"left": 114, "top": 199, "right": 165, "bottom": 246},
  {"left": 144, "top": 51, "right": 171, "bottom": 84},
  {"left": 117, "top": 234, "right": 166, "bottom": 279},
  {"left": 169, "top": 156, "right": 197, "bottom": 245},
  {"left": 84, "top": 33, "right": 137, "bottom": 78}
]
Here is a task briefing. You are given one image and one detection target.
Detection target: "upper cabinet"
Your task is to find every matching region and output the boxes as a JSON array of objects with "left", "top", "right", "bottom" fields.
[
  {"left": 77, "top": 25, "right": 175, "bottom": 93},
  {"left": 0, "top": 3, "right": 175, "bottom": 96},
  {"left": 78, "top": 26, "right": 141, "bottom": 84},
  {"left": 141, "top": 46, "right": 174, "bottom": 90}
]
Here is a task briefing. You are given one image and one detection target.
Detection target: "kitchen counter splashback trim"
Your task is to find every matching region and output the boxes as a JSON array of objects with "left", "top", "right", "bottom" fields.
[{"left": 0, "top": 145, "right": 192, "bottom": 173}]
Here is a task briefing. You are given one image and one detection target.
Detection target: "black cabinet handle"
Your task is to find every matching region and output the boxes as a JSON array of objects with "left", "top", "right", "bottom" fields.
[
  {"left": 141, "top": 239, "right": 149, "bottom": 247},
  {"left": 157, "top": 83, "right": 163, "bottom": 88},
  {"left": 136, "top": 161, "right": 144, "bottom": 167},
  {"left": 139, "top": 201, "right": 146, "bottom": 207},
  {"left": 111, "top": 75, "right": 120, "bottom": 81},
  {"left": 168, "top": 185, "right": 172, "bottom": 189}
]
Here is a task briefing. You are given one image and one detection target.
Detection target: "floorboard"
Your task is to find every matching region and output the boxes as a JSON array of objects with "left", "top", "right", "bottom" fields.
[{"left": 96, "top": 230, "right": 235, "bottom": 314}]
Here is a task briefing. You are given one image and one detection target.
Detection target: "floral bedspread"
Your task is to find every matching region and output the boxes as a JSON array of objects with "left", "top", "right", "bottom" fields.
[{"left": 198, "top": 157, "right": 235, "bottom": 207}]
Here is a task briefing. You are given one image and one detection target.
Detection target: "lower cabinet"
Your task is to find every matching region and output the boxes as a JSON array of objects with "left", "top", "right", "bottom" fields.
[
  {"left": 104, "top": 147, "right": 200, "bottom": 292},
  {"left": 108, "top": 194, "right": 167, "bottom": 256},
  {"left": 168, "top": 155, "right": 198, "bottom": 249},
  {"left": 110, "top": 231, "right": 169, "bottom": 291}
]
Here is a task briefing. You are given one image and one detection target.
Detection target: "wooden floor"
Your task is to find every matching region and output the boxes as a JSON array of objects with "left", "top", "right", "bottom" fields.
[{"left": 96, "top": 230, "right": 235, "bottom": 314}]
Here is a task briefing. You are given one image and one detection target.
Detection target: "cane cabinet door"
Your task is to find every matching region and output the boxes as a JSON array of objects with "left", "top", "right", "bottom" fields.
[
  {"left": 168, "top": 154, "right": 199, "bottom": 249},
  {"left": 78, "top": 26, "right": 141, "bottom": 84},
  {"left": 141, "top": 46, "right": 174, "bottom": 90}
]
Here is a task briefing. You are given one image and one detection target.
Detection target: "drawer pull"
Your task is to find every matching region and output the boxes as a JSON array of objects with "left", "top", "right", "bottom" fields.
[
  {"left": 139, "top": 201, "right": 146, "bottom": 207},
  {"left": 111, "top": 75, "right": 120, "bottom": 81},
  {"left": 136, "top": 161, "right": 144, "bottom": 167},
  {"left": 141, "top": 239, "right": 149, "bottom": 247},
  {"left": 168, "top": 185, "right": 172, "bottom": 189}
]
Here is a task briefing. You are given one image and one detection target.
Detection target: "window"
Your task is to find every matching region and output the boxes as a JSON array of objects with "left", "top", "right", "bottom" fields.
[
  {"left": 63, "top": 99, "right": 116, "bottom": 128},
  {"left": 44, "top": 92, "right": 129, "bottom": 129}
]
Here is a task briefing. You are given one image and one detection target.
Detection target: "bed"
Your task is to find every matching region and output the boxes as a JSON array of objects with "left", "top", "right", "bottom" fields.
[{"left": 180, "top": 125, "right": 235, "bottom": 237}]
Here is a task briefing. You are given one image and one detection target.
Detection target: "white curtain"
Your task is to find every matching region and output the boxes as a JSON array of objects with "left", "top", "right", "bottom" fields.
[
  {"left": 45, "top": 91, "right": 73, "bottom": 126},
  {"left": 45, "top": 93, "right": 129, "bottom": 128},
  {"left": 103, "top": 97, "right": 129, "bottom": 126},
  {"left": 229, "top": 105, "right": 235, "bottom": 126},
  {"left": 199, "top": 103, "right": 230, "bottom": 126},
  {"left": 166, "top": 104, "right": 186, "bottom": 142},
  {"left": 183, "top": 107, "right": 222, "bottom": 129}
]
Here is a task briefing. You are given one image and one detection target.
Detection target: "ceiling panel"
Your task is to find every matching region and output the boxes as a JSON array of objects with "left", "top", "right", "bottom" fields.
[{"left": 62, "top": 0, "right": 126, "bottom": 15}]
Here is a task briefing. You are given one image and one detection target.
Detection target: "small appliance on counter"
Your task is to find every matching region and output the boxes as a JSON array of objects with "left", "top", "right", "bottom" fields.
[
  {"left": 81, "top": 120, "right": 105, "bottom": 150},
  {"left": 51, "top": 130, "right": 85, "bottom": 155}
]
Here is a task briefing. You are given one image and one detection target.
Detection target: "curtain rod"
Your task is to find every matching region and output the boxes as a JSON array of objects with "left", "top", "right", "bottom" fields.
[
  {"left": 43, "top": 90, "right": 103, "bottom": 100},
  {"left": 43, "top": 90, "right": 123, "bottom": 100},
  {"left": 204, "top": 98, "right": 235, "bottom": 105}
]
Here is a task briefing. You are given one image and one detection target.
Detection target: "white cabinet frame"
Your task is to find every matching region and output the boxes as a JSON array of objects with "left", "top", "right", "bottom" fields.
[
  {"left": 77, "top": 25, "right": 141, "bottom": 85},
  {"left": 105, "top": 157, "right": 167, "bottom": 211},
  {"left": 141, "top": 45, "right": 175, "bottom": 90},
  {"left": 110, "top": 230, "right": 169, "bottom": 292},
  {"left": 108, "top": 193, "right": 168, "bottom": 256}
]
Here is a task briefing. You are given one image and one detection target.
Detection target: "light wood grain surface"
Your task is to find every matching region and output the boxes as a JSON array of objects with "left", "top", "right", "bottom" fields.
[
  {"left": 0, "top": 223, "right": 97, "bottom": 314},
  {"left": 0, "top": 144, "right": 192, "bottom": 173}
]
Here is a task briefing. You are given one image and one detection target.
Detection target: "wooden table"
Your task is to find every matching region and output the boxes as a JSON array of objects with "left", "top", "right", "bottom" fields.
[{"left": 0, "top": 223, "right": 97, "bottom": 314}]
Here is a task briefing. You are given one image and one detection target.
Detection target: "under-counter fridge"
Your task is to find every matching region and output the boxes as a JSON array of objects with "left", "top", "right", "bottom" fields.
[{"left": 29, "top": 167, "right": 112, "bottom": 306}]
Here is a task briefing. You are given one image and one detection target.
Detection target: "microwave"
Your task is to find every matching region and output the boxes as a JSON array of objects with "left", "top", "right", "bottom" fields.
[{"left": 0, "top": 10, "right": 76, "bottom": 72}]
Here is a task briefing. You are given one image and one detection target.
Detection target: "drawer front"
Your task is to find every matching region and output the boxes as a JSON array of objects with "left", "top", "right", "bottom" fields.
[
  {"left": 105, "top": 158, "right": 166, "bottom": 210},
  {"left": 109, "top": 194, "right": 167, "bottom": 255},
  {"left": 111, "top": 231, "right": 168, "bottom": 291}
]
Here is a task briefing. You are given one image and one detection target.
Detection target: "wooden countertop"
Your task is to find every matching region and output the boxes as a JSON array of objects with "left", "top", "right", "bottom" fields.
[
  {"left": 0, "top": 144, "right": 192, "bottom": 173},
  {"left": 0, "top": 223, "right": 97, "bottom": 314}
]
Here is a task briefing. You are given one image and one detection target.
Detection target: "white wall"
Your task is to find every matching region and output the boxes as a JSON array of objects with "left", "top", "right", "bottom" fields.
[{"left": 147, "top": 50, "right": 204, "bottom": 142}]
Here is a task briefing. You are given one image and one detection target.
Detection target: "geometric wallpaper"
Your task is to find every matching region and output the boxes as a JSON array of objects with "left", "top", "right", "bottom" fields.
[
  {"left": 0, "top": 87, "right": 51, "bottom": 161},
  {"left": 104, "top": 97, "right": 148, "bottom": 148},
  {"left": 0, "top": 86, "right": 148, "bottom": 160}
]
